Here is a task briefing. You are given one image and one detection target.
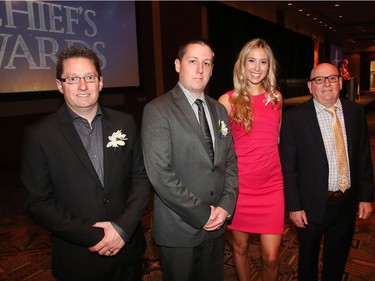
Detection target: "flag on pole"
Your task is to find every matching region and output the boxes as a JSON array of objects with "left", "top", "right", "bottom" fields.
[{"left": 314, "top": 37, "right": 319, "bottom": 67}]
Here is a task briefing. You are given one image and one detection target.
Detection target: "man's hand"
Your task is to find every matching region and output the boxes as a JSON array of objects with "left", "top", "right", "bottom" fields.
[
  {"left": 203, "top": 206, "right": 229, "bottom": 231},
  {"left": 358, "top": 202, "right": 373, "bottom": 219},
  {"left": 88, "top": 221, "right": 125, "bottom": 256},
  {"left": 289, "top": 210, "right": 308, "bottom": 228}
]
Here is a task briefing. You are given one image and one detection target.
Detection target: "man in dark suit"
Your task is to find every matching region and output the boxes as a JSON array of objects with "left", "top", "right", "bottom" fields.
[
  {"left": 280, "top": 62, "right": 374, "bottom": 281},
  {"left": 141, "top": 39, "right": 238, "bottom": 281},
  {"left": 20, "top": 45, "right": 150, "bottom": 281}
]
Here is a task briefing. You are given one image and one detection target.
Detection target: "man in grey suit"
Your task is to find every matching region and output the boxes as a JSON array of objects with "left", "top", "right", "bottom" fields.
[
  {"left": 142, "top": 39, "right": 238, "bottom": 281},
  {"left": 21, "top": 45, "right": 150, "bottom": 281}
]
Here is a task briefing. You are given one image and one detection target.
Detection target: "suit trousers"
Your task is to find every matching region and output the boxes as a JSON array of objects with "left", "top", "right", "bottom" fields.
[
  {"left": 296, "top": 190, "right": 356, "bottom": 281},
  {"left": 109, "top": 259, "right": 142, "bottom": 281},
  {"left": 55, "top": 258, "right": 142, "bottom": 281},
  {"left": 159, "top": 234, "right": 224, "bottom": 281}
]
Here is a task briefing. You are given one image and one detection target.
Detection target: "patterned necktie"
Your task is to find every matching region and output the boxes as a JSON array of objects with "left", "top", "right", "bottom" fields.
[
  {"left": 324, "top": 107, "right": 349, "bottom": 192},
  {"left": 195, "top": 99, "right": 214, "bottom": 163}
]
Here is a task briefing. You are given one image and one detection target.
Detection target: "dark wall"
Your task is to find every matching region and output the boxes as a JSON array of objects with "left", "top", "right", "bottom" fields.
[
  {"left": 207, "top": 2, "right": 313, "bottom": 100},
  {"left": 1, "top": 1, "right": 372, "bottom": 170},
  {"left": 159, "top": 2, "right": 204, "bottom": 92}
]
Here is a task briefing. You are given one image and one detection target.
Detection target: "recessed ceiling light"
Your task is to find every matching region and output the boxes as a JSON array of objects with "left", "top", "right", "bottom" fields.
[
  {"left": 299, "top": 9, "right": 303, "bottom": 12},
  {"left": 306, "top": 13, "right": 311, "bottom": 16}
]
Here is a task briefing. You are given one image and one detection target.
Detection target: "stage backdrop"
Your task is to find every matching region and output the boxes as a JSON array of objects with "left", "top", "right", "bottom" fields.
[{"left": 0, "top": 1, "right": 139, "bottom": 95}]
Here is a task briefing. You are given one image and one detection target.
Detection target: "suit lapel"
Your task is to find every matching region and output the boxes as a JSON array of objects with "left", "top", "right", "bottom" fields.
[
  {"left": 341, "top": 99, "right": 354, "bottom": 159},
  {"left": 304, "top": 98, "right": 327, "bottom": 155},
  {"left": 206, "top": 98, "right": 220, "bottom": 164},
  {"left": 172, "top": 85, "right": 215, "bottom": 164},
  {"left": 172, "top": 87, "right": 201, "bottom": 134},
  {"left": 57, "top": 105, "right": 103, "bottom": 188},
  {"left": 101, "top": 111, "right": 118, "bottom": 190}
]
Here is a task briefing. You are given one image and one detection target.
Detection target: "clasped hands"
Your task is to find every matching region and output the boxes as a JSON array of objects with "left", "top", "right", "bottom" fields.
[
  {"left": 88, "top": 221, "right": 125, "bottom": 257},
  {"left": 203, "top": 205, "right": 228, "bottom": 231}
]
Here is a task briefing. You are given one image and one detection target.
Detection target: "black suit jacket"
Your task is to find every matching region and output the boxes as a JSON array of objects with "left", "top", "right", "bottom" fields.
[
  {"left": 21, "top": 104, "right": 150, "bottom": 280},
  {"left": 280, "top": 98, "right": 374, "bottom": 224}
]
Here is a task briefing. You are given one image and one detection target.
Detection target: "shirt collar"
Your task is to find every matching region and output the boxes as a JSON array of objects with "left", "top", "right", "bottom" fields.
[
  {"left": 66, "top": 104, "right": 103, "bottom": 122},
  {"left": 313, "top": 98, "right": 343, "bottom": 113},
  {"left": 178, "top": 82, "right": 206, "bottom": 106}
]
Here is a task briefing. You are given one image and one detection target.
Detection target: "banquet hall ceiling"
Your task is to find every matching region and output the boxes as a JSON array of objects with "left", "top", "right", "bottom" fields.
[{"left": 223, "top": 1, "right": 375, "bottom": 52}]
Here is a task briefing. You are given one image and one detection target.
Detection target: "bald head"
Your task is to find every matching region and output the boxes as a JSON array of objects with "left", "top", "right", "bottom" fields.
[
  {"left": 310, "top": 63, "right": 339, "bottom": 79},
  {"left": 307, "top": 63, "right": 342, "bottom": 107}
]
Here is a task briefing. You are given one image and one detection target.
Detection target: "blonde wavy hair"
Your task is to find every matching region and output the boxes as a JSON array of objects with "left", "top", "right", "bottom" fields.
[{"left": 230, "top": 38, "right": 281, "bottom": 132}]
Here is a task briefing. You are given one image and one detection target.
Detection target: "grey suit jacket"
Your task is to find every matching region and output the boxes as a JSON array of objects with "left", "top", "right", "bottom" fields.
[{"left": 142, "top": 84, "right": 238, "bottom": 247}]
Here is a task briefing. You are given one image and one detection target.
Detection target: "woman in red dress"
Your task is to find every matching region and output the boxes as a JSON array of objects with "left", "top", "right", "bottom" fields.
[{"left": 219, "top": 38, "right": 284, "bottom": 281}]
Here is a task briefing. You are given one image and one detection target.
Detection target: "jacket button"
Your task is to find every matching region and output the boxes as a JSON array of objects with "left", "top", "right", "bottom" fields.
[{"left": 104, "top": 198, "right": 110, "bottom": 204}]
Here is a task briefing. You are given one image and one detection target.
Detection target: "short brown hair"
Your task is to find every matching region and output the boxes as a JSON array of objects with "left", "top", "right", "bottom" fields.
[
  {"left": 177, "top": 39, "right": 215, "bottom": 63},
  {"left": 56, "top": 45, "right": 102, "bottom": 80}
]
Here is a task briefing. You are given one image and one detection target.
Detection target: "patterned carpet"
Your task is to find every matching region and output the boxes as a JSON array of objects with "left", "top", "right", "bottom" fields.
[{"left": 1, "top": 108, "right": 375, "bottom": 281}]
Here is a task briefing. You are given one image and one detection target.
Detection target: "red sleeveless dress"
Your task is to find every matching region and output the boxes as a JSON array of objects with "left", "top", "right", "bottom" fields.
[{"left": 227, "top": 90, "right": 284, "bottom": 234}]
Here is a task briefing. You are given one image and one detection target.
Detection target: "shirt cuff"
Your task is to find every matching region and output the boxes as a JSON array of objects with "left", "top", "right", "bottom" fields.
[{"left": 110, "top": 222, "right": 130, "bottom": 242}]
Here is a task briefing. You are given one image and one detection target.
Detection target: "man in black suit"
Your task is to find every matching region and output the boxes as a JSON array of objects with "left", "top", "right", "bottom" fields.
[
  {"left": 20, "top": 45, "right": 150, "bottom": 281},
  {"left": 280, "top": 62, "right": 374, "bottom": 281},
  {"left": 142, "top": 40, "right": 238, "bottom": 281}
]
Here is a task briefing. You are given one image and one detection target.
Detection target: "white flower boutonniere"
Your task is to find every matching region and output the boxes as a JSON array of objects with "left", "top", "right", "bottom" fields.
[
  {"left": 264, "top": 96, "right": 272, "bottom": 106},
  {"left": 106, "top": 130, "right": 128, "bottom": 148},
  {"left": 219, "top": 120, "right": 228, "bottom": 137}
]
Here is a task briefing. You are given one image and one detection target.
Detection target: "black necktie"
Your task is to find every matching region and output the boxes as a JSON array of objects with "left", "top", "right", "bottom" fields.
[{"left": 195, "top": 99, "right": 214, "bottom": 163}]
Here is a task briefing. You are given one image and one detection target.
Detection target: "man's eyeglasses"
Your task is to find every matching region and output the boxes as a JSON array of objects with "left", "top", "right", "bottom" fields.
[
  {"left": 309, "top": 75, "right": 340, "bottom": 84},
  {"left": 60, "top": 75, "right": 100, "bottom": 84}
]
